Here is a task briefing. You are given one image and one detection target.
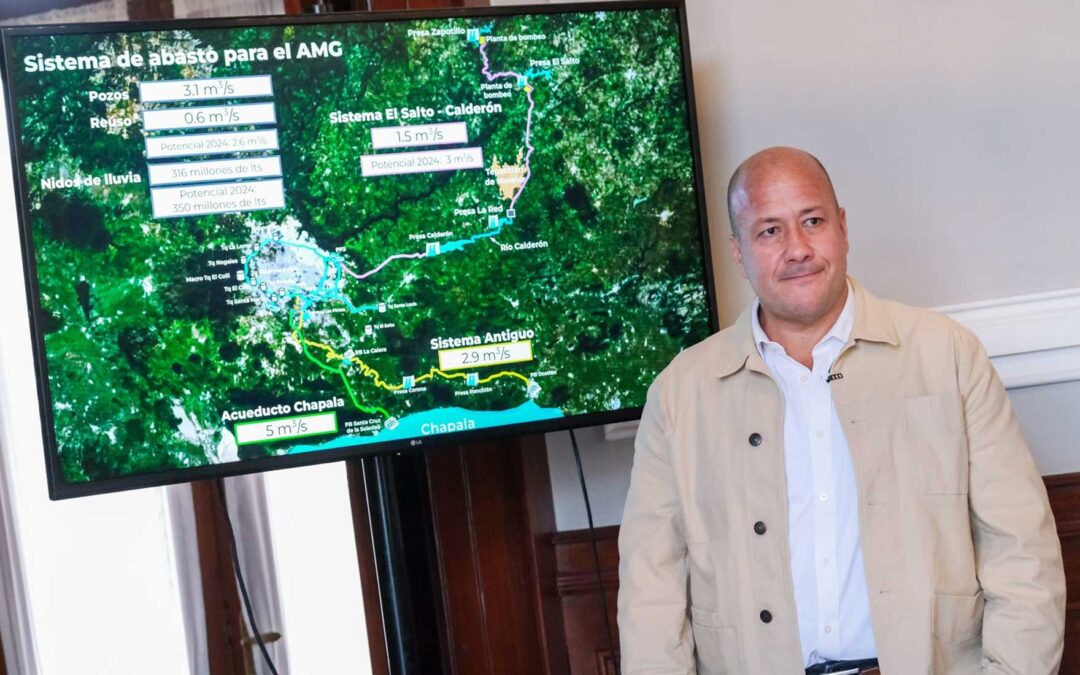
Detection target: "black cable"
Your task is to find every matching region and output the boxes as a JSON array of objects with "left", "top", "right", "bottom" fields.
[
  {"left": 216, "top": 481, "right": 281, "bottom": 675},
  {"left": 569, "top": 428, "right": 621, "bottom": 675}
]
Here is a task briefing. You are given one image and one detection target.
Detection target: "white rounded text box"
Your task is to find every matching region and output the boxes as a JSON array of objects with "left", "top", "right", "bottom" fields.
[
  {"left": 139, "top": 75, "right": 274, "bottom": 103},
  {"left": 148, "top": 156, "right": 282, "bottom": 186},
  {"left": 361, "top": 147, "right": 484, "bottom": 177},
  {"left": 143, "top": 102, "right": 276, "bottom": 132},
  {"left": 150, "top": 178, "right": 284, "bottom": 219},
  {"left": 370, "top": 122, "right": 468, "bottom": 150},
  {"left": 145, "top": 130, "right": 279, "bottom": 159}
]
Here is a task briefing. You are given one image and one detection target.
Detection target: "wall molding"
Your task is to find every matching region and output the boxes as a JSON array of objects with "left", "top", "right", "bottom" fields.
[
  {"left": 937, "top": 286, "right": 1080, "bottom": 389},
  {"left": 603, "top": 286, "right": 1080, "bottom": 440}
]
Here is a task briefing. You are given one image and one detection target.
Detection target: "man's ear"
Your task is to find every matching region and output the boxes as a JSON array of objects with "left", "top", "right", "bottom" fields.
[{"left": 729, "top": 233, "right": 748, "bottom": 280}]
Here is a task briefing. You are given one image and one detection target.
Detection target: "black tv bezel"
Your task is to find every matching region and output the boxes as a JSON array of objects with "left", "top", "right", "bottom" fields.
[{"left": 0, "top": 0, "right": 717, "bottom": 500}]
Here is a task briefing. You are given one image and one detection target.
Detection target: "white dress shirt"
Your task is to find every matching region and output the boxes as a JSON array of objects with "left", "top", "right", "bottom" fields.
[{"left": 751, "top": 284, "right": 877, "bottom": 667}]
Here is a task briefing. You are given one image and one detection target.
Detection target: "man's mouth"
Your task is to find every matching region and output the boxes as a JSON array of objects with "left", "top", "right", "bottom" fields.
[{"left": 781, "top": 269, "right": 823, "bottom": 281}]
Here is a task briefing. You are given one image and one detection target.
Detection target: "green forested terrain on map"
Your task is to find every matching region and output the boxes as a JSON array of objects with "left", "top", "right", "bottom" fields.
[{"left": 7, "top": 8, "right": 710, "bottom": 487}]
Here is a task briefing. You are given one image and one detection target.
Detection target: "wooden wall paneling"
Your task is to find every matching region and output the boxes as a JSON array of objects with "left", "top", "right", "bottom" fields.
[
  {"left": 520, "top": 433, "right": 572, "bottom": 675},
  {"left": 404, "top": 0, "right": 463, "bottom": 8},
  {"left": 553, "top": 526, "right": 619, "bottom": 675},
  {"left": 1045, "top": 473, "right": 1080, "bottom": 673},
  {"left": 425, "top": 445, "right": 490, "bottom": 674},
  {"left": 425, "top": 435, "right": 565, "bottom": 675},
  {"left": 0, "top": 0, "right": 99, "bottom": 20},
  {"left": 427, "top": 440, "right": 538, "bottom": 674},
  {"left": 191, "top": 479, "right": 247, "bottom": 675},
  {"left": 127, "top": 0, "right": 174, "bottom": 19},
  {"left": 368, "top": 0, "right": 485, "bottom": 10}
]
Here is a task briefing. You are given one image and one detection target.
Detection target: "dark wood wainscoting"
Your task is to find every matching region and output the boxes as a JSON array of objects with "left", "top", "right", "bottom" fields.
[
  {"left": 1047, "top": 473, "right": 1080, "bottom": 674},
  {"left": 350, "top": 434, "right": 568, "bottom": 675},
  {"left": 425, "top": 434, "right": 568, "bottom": 675},
  {"left": 552, "top": 473, "right": 1080, "bottom": 675},
  {"left": 552, "top": 526, "right": 620, "bottom": 675}
]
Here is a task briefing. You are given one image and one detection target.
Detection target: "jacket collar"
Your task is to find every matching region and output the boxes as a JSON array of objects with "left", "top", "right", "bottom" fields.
[{"left": 713, "top": 277, "right": 899, "bottom": 379}]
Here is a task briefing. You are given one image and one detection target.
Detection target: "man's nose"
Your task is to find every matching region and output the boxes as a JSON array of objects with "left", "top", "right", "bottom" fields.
[{"left": 785, "top": 225, "right": 813, "bottom": 261}]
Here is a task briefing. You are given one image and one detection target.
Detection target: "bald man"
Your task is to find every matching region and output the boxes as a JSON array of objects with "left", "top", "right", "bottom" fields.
[{"left": 617, "top": 148, "right": 1065, "bottom": 674}]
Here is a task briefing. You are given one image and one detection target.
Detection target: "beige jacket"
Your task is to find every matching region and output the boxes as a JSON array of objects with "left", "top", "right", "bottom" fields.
[{"left": 618, "top": 279, "right": 1065, "bottom": 674}]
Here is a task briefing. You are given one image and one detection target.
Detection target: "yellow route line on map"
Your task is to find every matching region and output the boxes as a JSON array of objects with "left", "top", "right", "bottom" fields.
[
  {"left": 480, "top": 370, "right": 531, "bottom": 386},
  {"left": 292, "top": 308, "right": 530, "bottom": 393}
]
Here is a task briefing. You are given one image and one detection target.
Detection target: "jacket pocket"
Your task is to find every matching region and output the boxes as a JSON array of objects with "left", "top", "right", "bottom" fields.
[
  {"left": 931, "top": 592, "right": 984, "bottom": 674},
  {"left": 903, "top": 394, "right": 968, "bottom": 495},
  {"left": 690, "top": 607, "right": 741, "bottom": 674},
  {"left": 932, "top": 591, "right": 984, "bottom": 643}
]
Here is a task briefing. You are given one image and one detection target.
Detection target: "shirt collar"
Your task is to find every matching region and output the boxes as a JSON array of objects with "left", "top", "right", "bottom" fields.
[
  {"left": 712, "top": 277, "right": 898, "bottom": 379},
  {"left": 751, "top": 281, "right": 855, "bottom": 358}
]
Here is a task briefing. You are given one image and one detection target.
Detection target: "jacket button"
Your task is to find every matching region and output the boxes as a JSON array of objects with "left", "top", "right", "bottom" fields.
[
  {"left": 748, "top": 432, "right": 762, "bottom": 446},
  {"left": 760, "top": 609, "right": 773, "bottom": 623},
  {"left": 754, "top": 521, "right": 767, "bottom": 535}
]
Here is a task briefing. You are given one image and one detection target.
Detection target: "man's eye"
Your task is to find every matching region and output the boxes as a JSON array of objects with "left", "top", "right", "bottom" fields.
[
  {"left": 760, "top": 226, "right": 779, "bottom": 237},
  {"left": 805, "top": 217, "right": 822, "bottom": 226}
]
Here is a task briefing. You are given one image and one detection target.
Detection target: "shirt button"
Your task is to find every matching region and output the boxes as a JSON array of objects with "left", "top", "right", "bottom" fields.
[
  {"left": 824, "top": 624, "right": 832, "bottom": 634},
  {"left": 819, "top": 493, "right": 828, "bottom": 502},
  {"left": 821, "top": 558, "right": 829, "bottom": 568},
  {"left": 748, "top": 433, "right": 762, "bottom": 447},
  {"left": 800, "top": 374, "right": 809, "bottom": 383},
  {"left": 760, "top": 610, "right": 773, "bottom": 624},
  {"left": 754, "top": 521, "right": 767, "bottom": 535},
  {"left": 814, "top": 430, "right": 824, "bottom": 439}
]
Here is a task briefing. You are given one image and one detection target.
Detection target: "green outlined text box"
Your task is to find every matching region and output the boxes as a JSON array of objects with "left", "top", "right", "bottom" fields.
[
  {"left": 438, "top": 340, "right": 533, "bottom": 371},
  {"left": 235, "top": 411, "right": 338, "bottom": 446}
]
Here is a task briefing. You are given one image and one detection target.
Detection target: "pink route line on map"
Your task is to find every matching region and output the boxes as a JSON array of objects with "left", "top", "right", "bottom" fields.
[
  {"left": 478, "top": 39, "right": 536, "bottom": 213},
  {"left": 350, "top": 252, "right": 425, "bottom": 280}
]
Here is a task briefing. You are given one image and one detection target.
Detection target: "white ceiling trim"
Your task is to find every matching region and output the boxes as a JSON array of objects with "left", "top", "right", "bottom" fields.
[
  {"left": 938, "top": 286, "right": 1080, "bottom": 389},
  {"left": 605, "top": 286, "right": 1080, "bottom": 440}
]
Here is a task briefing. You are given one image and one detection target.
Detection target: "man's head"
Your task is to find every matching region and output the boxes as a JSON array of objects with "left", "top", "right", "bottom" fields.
[{"left": 727, "top": 147, "right": 850, "bottom": 331}]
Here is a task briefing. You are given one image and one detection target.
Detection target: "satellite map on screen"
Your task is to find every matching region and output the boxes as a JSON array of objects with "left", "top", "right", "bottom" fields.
[{"left": 6, "top": 7, "right": 710, "bottom": 486}]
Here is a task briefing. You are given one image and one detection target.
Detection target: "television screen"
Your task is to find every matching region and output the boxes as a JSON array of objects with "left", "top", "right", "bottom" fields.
[{"left": 1, "top": 1, "right": 714, "bottom": 499}]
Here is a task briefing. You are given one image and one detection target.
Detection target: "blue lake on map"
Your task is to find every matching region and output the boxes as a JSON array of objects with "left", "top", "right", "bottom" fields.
[{"left": 287, "top": 401, "right": 564, "bottom": 454}]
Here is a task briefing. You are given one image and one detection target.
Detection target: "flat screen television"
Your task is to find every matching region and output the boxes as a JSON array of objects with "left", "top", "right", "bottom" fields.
[{"left": 1, "top": 0, "right": 715, "bottom": 499}]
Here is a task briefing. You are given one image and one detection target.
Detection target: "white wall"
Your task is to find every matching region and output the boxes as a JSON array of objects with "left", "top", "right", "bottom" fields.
[
  {"left": 548, "top": 0, "right": 1080, "bottom": 532},
  {"left": 546, "top": 427, "right": 634, "bottom": 531}
]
